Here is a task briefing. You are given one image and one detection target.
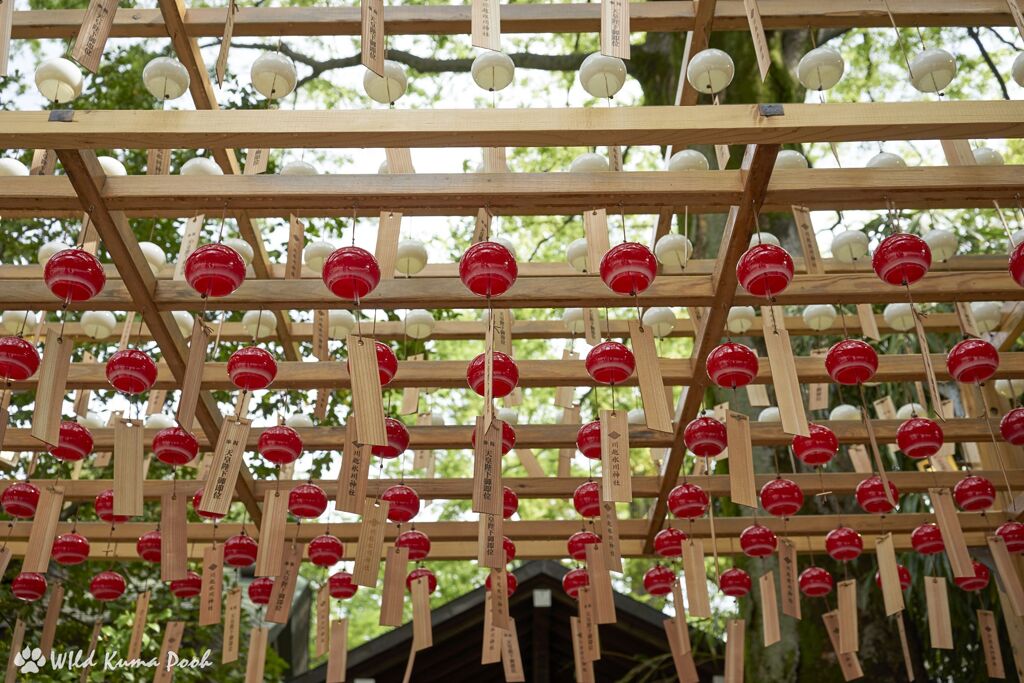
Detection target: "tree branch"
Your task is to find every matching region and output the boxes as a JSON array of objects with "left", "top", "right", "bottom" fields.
[{"left": 967, "top": 27, "right": 1010, "bottom": 100}]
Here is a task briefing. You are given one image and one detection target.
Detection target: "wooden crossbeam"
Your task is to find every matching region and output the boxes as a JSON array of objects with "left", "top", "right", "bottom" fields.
[
  {"left": 3, "top": 102, "right": 1024, "bottom": 150},
  {"left": 9, "top": 1, "right": 1021, "bottom": 40}
]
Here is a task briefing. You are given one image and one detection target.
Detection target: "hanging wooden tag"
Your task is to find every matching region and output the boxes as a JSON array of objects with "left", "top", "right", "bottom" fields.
[
  {"left": 912, "top": 311, "right": 944, "bottom": 419},
  {"left": 552, "top": 354, "right": 580, "bottom": 408},
  {"left": 671, "top": 578, "right": 692, "bottom": 653},
  {"left": 244, "top": 626, "right": 269, "bottom": 683},
  {"left": 31, "top": 149, "right": 57, "bottom": 175},
  {"left": 598, "top": 499, "right": 623, "bottom": 572},
  {"left": 280, "top": 215, "right": 305, "bottom": 280},
  {"left": 117, "top": 313, "right": 136, "bottom": 352},
  {"left": 823, "top": 610, "right": 864, "bottom": 681},
  {"left": 491, "top": 309, "right": 513, "bottom": 357},
  {"left": 0, "top": 0, "right": 12, "bottom": 78},
  {"left": 174, "top": 215, "right": 205, "bottom": 280},
  {"left": 470, "top": 0, "right": 503, "bottom": 50},
  {"left": 326, "top": 618, "right": 349, "bottom": 683},
  {"left": 473, "top": 416, "right": 503, "bottom": 515},
  {"left": 1007, "top": 0, "right": 1024, "bottom": 36},
  {"left": 505, "top": 386, "right": 523, "bottom": 408},
  {"left": 161, "top": 492, "right": 187, "bottom": 581},
  {"left": 583, "top": 308, "right": 602, "bottom": 346},
  {"left": 353, "top": 498, "right": 390, "bottom": 586},
  {"left": 742, "top": 0, "right": 770, "bottom": 80},
  {"left": 147, "top": 148, "right": 171, "bottom": 175},
  {"left": 381, "top": 545, "right": 410, "bottom": 626},
  {"left": 0, "top": 389, "right": 11, "bottom": 449},
  {"left": 837, "top": 579, "right": 858, "bottom": 653},
  {"left": 586, "top": 543, "right": 617, "bottom": 624},
  {"left": 176, "top": 318, "right": 210, "bottom": 429},
  {"left": 254, "top": 490, "right": 288, "bottom": 577},
  {"left": 413, "top": 411, "right": 433, "bottom": 471},
  {"left": 400, "top": 386, "right": 420, "bottom": 416},
  {"left": 856, "top": 304, "right": 881, "bottom": 341},
  {"left": 762, "top": 323, "right": 809, "bottom": 436},
  {"left": 70, "top": 0, "right": 119, "bottom": 72},
  {"left": 873, "top": 396, "right": 897, "bottom": 420},
  {"left": 930, "top": 487, "right": 974, "bottom": 577},
  {"left": 759, "top": 571, "right": 781, "bottom": 646},
  {"left": 113, "top": 417, "right": 143, "bottom": 516},
  {"left": 998, "top": 589, "right": 1024, "bottom": 680},
  {"left": 72, "top": 354, "right": 95, "bottom": 417},
  {"left": 223, "top": 587, "right": 242, "bottom": 664},
  {"left": 578, "top": 586, "right": 601, "bottom": 661},
  {"left": 127, "top": 590, "right": 151, "bottom": 661},
  {"left": 779, "top": 538, "right": 801, "bottom": 620},
  {"left": 953, "top": 301, "right": 981, "bottom": 338},
  {"left": 862, "top": 412, "right": 896, "bottom": 509},
  {"left": 145, "top": 388, "right": 168, "bottom": 417},
  {"left": 347, "top": 335, "right": 388, "bottom": 446},
  {"left": 241, "top": 148, "right": 268, "bottom": 176},
  {"left": 479, "top": 512, "right": 505, "bottom": 569},
  {"left": 979, "top": 609, "right": 1006, "bottom": 678},
  {"left": 875, "top": 533, "right": 905, "bottom": 615},
  {"left": 600, "top": 408, "right": 631, "bottom": 502},
  {"left": 747, "top": 384, "right": 770, "bottom": 406},
  {"left": 154, "top": 621, "right": 185, "bottom": 683},
  {"left": 360, "top": 0, "right": 386, "bottom": 74},
  {"left": 628, "top": 320, "right": 672, "bottom": 432},
  {"left": 77, "top": 621, "right": 102, "bottom": 682},
  {"left": 682, "top": 537, "right": 711, "bottom": 618},
  {"left": 200, "top": 415, "right": 251, "bottom": 517},
  {"left": 267, "top": 542, "right": 303, "bottom": 623},
  {"left": 215, "top": 0, "right": 238, "bottom": 86},
  {"left": 847, "top": 444, "right": 872, "bottom": 473},
  {"left": 23, "top": 484, "right": 63, "bottom": 572},
  {"left": 412, "top": 576, "right": 433, "bottom": 651},
  {"left": 336, "top": 419, "right": 372, "bottom": 514},
  {"left": 4, "top": 618, "right": 25, "bottom": 682},
  {"left": 40, "top": 581, "right": 64, "bottom": 657},
  {"left": 571, "top": 616, "right": 596, "bottom": 683},
  {"left": 490, "top": 566, "right": 511, "bottom": 630},
  {"left": 483, "top": 147, "right": 507, "bottom": 173},
  {"left": 895, "top": 613, "right": 915, "bottom": 681},
  {"left": 385, "top": 147, "right": 414, "bottom": 174},
  {"left": 600, "top": 0, "right": 630, "bottom": 59},
  {"left": 924, "top": 576, "right": 953, "bottom": 649},
  {"left": 583, "top": 210, "right": 610, "bottom": 272},
  {"left": 726, "top": 410, "right": 756, "bottom": 507},
  {"left": 988, "top": 535, "right": 1024, "bottom": 617},
  {"left": 473, "top": 208, "right": 492, "bottom": 243},
  {"left": 790, "top": 206, "right": 823, "bottom": 274},
  {"left": 501, "top": 619, "right": 526, "bottom": 682},
  {"left": 724, "top": 618, "right": 746, "bottom": 683},
  {"left": 482, "top": 592, "right": 502, "bottom": 664},
  {"left": 31, "top": 329, "right": 71, "bottom": 446},
  {"left": 198, "top": 543, "right": 225, "bottom": 626},
  {"left": 314, "top": 584, "right": 331, "bottom": 658},
  {"left": 402, "top": 646, "right": 416, "bottom": 683},
  {"left": 664, "top": 618, "right": 699, "bottom": 683},
  {"left": 374, "top": 211, "right": 403, "bottom": 280}
]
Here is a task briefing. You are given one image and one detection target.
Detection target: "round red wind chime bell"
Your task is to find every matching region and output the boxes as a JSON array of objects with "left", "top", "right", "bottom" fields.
[
  {"left": 381, "top": 484, "right": 421, "bottom": 523},
  {"left": 137, "top": 530, "right": 163, "bottom": 563},
  {"left": 228, "top": 346, "right": 278, "bottom": 391},
  {"left": 668, "top": 482, "right": 710, "bottom": 519},
  {"left": 503, "top": 486, "right": 519, "bottom": 519},
  {"left": 599, "top": 242, "right": 657, "bottom": 295},
  {"left": 2, "top": 481, "right": 40, "bottom": 518},
  {"left": 1001, "top": 408, "right": 1024, "bottom": 445},
  {"left": 1011, "top": 241, "right": 1024, "bottom": 288},
  {"left": 798, "top": 567, "right": 834, "bottom": 598},
  {"left": 250, "top": 577, "right": 275, "bottom": 605},
  {"left": 683, "top": 416, "right": 727, "bottom": 458},
  {"left": 953, "top": 475, "right": 996, "bottom": 511},
  {"left": 323, "top": 246, "right": 381, "bottom": 301},
  {"left": 0, "top": 335, "right": 40, "bottom": 382},
  {"left": 459, "top": 241, "right": 518, "bottom": 298},
  {"left": 855, "top": 475, "right": 899, "bottom": 514},
  {"left": 576, "top": 421, "right": 602, "bottom": 460},
  {"left": 52, "top": 531, "right": 90, "bottom": 565},
  {"left": 872, "top": 233, "right": 931, "bottom": 287},
  {"left": 825, "top": 526, "right": 863, "bottom": 562},
  {"left": 184, "top": 243, "right": 247, "bottom": 298},
  {"left": 720, "top": 568, "right": 752, "bottom": 598},
  {"left": 585, "top": 341, "right": 635, "bottom": 385},
  {"left": 567, "top": 530, "right": 601, "bottom": 561},
  {"left": 90, "top": 569, "right": 127, "bottom": 601},
  {"left": 562, "top": 567, "right": 590, "bottom": 599},
  {"left": 44, "top": 248, "right": 107, "bottom": 302},
  {"left": 706, "top": 341, "right": 758, "bottom": 389},
  {"left": 258, "top": 425, "right": 303, "bottom": 465},
  {"left": 759, "top": 478, "right": 804, "bottom": 518},
  {"left": 996, "top": 521, "right": 1024, "bottom": 554},
  {"left": 106, "top": 348, "right": 158, "bottom": 394},
  {"left": 95, "top": 489, "right": 131, "bottom": 524},
  {"left": 572, "top": 481, "right": 601, "bottom": 518},
  {"left": 652, "top": 527, "right": 687, "bottom": 559},
  {"left": 791, "top": 423, "right": 838, "bottom": 467},
  {"left": 466, "top": 351, "right": 518, "bottom": 398},
  {"left": 642, "top": 564, "right": 675, "bottom": 596},
  {"left": 48, "top": 421, "right": 93, "bottom": 462},
  {"left": 396, "top": 529, "right": 431, "bottom": 561},
  {"left": 824, "top": 339, "right": 878, "bottom": 386},
  {"left": 170, "top": 571, "right": 203, "bottom": 599},
  {"left": 225, "top": 533, "right": 258, "bottom": 567},
  {"left": 910, "top": 523, "right": 944, "bottom": 555},
  {"left": 347, "top": 340, "right": 398, "bottom": 387},
  {"left": 328, "top": 571, "right": 358, "bottom": 599},
  {"left": 896, "top": 417, "right": 944, "bottom": 459},
  {"left": 946, "top": 338, "right": 999, "bottom": 385},
  {"left": 288, "top": 482, "right": 329, "bottom": 519},
  {"left": 12, "top": 572, "right": 47, "bottom": 601},
  {"left": 373, "top": 417, "right": 411, "bottom": 458},
  {"left": 954, "top": 561, "right": 991, "bottom": 592},
  {"left": 153, "top": 426, "right": 200, "bottom": 466},
  {"left": 736, "top": 242, "right": 794, "bottom": 298},
  {"left": 739, "top": 524, "right": 777, "bottom": 558},
  {"left": 406, "top": 567, "right": 438, "bottom": 593}
]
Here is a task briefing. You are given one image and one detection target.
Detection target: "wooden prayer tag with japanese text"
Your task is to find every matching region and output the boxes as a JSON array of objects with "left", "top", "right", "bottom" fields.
[
  {"left": 154, "top": 621, "right": 185, "bottom": 683},
  {"left": 161, "top": 492, "right": 187, "bottom": 581},
  {"left": 381, "top": 545, "right": 410, "bottom": 626},
  {"left": 473, "top": 416, "right": 503, "bottom": 515},
  {"left": 347, "top": 335, "right": 388, "bottom": 446},
  {"left": 479, "top": 512, "right": 504, "bottom": 569},
  {"left": 628, "top": 319, "right": 672, "bottom": 432},
  {"left": 223, "top": 587, "right": 242, "bottom": 664},
  {"left": 23, "top": 485, "right": 63, "bottom": 573},
  {"left": 336, "top": 419, "right": 372, "bottom": 514},
  {"left": 724, "top": 618, "right": 745, "bottom": 683},
  {"left": 127, "top": 590, "right": 151, "bottom": 661},
  {"left": 353, "top": 498, "right": 390, "bottom": 586},
  {"left": 326, "top": 619, "right": 349, "bottom": 683},
  {"left": 255, "top": 490, "right": 288, "bottom": 578},
  {"left": 31, "top": 329, "right": 71, "bottom": 447},
  {"left": 361, "top": 0, "right": 385, "bottom": 76},
  {"left": 200, "top": 416, "right": 251, "bottom": 517},
  {"left": 600, "top": 0, "right": 630, "bottom": 59},
  {"left": 70, "top": 0, "right": 119, "bottom": 73},
  {"left": 113, "top": 417, "right": 144, "bottom": 516},
  {"left": 316, "top": 584, "right": 331, "bottom": 658},
  {"left": 727, "top": 410, "right": 756, "bottom": 507},
  {"left": 823, "top": 610, "right": 864, "bottom": 681},
  {"left": 199, "top": 543, "right": 224, "bottom": 626},
  {"left": 267, "top": 543, "right": 304, "bottom": 623},
  {"left": 600, "top": 409, "right": 631, "bottom": 502}
]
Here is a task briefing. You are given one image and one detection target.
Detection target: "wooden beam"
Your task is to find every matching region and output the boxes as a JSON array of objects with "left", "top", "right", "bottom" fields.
[
  {"left": 10, "top": 1, "right": 1020, "bottom": 40},
  {"left": 3, "top": 102, "right": 1024, "bottom": 149}
]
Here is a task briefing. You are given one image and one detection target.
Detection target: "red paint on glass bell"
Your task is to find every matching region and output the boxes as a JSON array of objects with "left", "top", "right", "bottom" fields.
[
  {"left": 289, "top": 483, "right": 328, "bottom": 519},
  {"left": 44, "top": 248, "right": 106, "bottom": 301},
  {"left": 323, "top": 246, "right": 380, "bottom": 301},
  {"left": 736, "top": 243, "right": 794, "bottom": 297},
  {"left": 954, "top": 561, "right": 990, "bottom": 592},
  {"left": 2, "top": 481, "right": 40, "bottom": 518},
  {"left": 192, "top": 488, "right": 224, "bottom": 521},
  {"left": 897, "top": 417, "right": 944, "bottom": 459},
  {"left": 48, "top": 421, "right": 93, "bottom": 462},
  {"left": 996, "top": 521, "right": 1024, "bottom": 554},
  {"left": 12, "top": 572, "right": 47, "bottom": 601},
  {"left": 643, "top": 564, "right": 675, "bottom": 596},
  {"left": 396, "top": 530, "right": 431, "bottom": 562},
  {"left": 406, "top": 567, "right": 437, "bottom": 593},
  {"left": 224, "top": 533, "right": 258, "bottom": 567},
  {"left": 466, "top": 351, "right": 519, "bottom": 398},
  {"left": 91, "top": 570, "right": 126, "bottom": 601},
  {"left": 307, "top": 534, "right": 343, "bottom": 566},
  {"left": 347, "top": 340, "right": 398, "bottom": 387},
  {"left": 562, "top": 567, "right": 590, "bottom": 599},
  {"left": 1001, "top": 408, "right": 1024, "bottom": 446},
  {"left": 472, "top": 419, "right": 516, "bottom": 455},
  {"left": 0, "top": 336, "right": 39, "bottom": 381},
  {"left": 153, "top": 427, "right": 199, "bottom": 466},
  {"left": 459, "top": 241, "right": 518, "bottom": 297},
  {"left": 250, "top": 577, "right": 275, "bottom": 604},
  {"left": 911, "top": 523, "right": 944, "bottom": 555},
  {"left": 585, "top": 341, "right": 635, "bottom": 385},
  {"left": 799, "top": 567, "right": 834, "bottom": 598},
  {"left": 573, "top": 481, "right": 601, "bottom": 518},
  {"left": 503, "top": 536, "right": 516, "bottom": 563},
  {"left": 875, "top": 564, "right": 912, "bottom": 592},
  {"left": 946, "top": 338, "right": 999, "bottom": 384},
  {"left": 706, "top": 342, "right": 758, "bottom": 389},
  {"left": 760, "top": 478, "right": 804, "bottom": 517},
  {"left": 872, "top": 233, "right": 931, "bottom": 286},
  {"left": 600, "top": 242, "right": 658, "bottom": 295},
  {"left": 855, "top": 475, "right": 899, "bottom": 514},
  {"left": 372, "top": 417, "right": 411, "bottom": 458},
  {"left": 668, "top": 482, "right": 709, "bottom": 519},
  {"left": 953, "top": 475, "right": 996, "bottom": 512},
  {"left": 568, "top": 530, "right": 602, "bottom": 561},
  {"left": 825, "top": 339, "right": 878, "bottom": 385},
  {"left": 52, "top": 531, "right": 90, "bottom": 565},
  {"left": 576, "top": 421, "right": 602, "bottom": 460},
  {"left": 1011, "top": 241, "right": 1024, "bottom": 287},
  {"left": 258, "top": 425, "right": 303, "bottom": 465},
  {"left": 95, "top": 489, "right": 130, "bottom": 524},
  {"left": 653, "top": 527, "right": 687, "bottom": 558},
  {"left": 170, "top": 571, "right": 202, "bottom": 599},
  {"left": 485, "top": 571, "right": 518, "bottom": 596},
  {"left": 227, "top": 346, "right": 277, "bottom": 391},
  {"left": 739, "top": 524, "right": 778, "bottom": 558},
  {"left": 184, "top": 243, "right": 246, "bottom": 298},
  {"left": 106, "top": 348, "right": 158, "bottom": 394},
  {"left": 137, "top": 530, "right": 162, "bottom": 563},
  {"left": 328, "top": 572, "right": 357, "bottom": 599},
  {"left": 503, "top": 486, "right": 518, "bottom": 519},
  {"left": 720, "top": 568, "right": 752, "bottom": 598},
  {"left": 825, "top": 526, "right": 863, "bottom": 562},
  {"left": 792, "top": 423, "right": 838, "bottom": 467},
  {"left": 382, "top": 484, "right": 420, "bottom": 523},
  {"left": 683, "top": 417, "right": 727, "bottom": 458}
]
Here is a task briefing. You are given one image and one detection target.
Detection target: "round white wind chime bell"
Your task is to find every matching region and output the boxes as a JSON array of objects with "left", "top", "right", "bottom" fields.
[
  {"left": 0, "top": 158, "right": 29, "bottom": 176},
  {"left": 666, "top": 149, "right": 710, "bottom": 171},
  {"left": 796, "top": 46, "right": 846, "bottom": 91},
  {"left": 363, "top": 60, "right": 408, "bottom": 104},
  {"left": 396, "top": 239, "right": 429, "bottom": 275},
  {"left": 686, "top": 48, "right": 734, "bottom": 94},
  {"left": 142, "top": 56, "right": 191, "bottom": 100},
  {"left": 908, "top": 48, "right": 957, "bottom": 94},
  {"left": 578, "top": 53, "right": 628, "bottom": 98},
  {"left": 250, "top": 51, "right": 298, "bottom": 100},
  {"left": 180, "top": 157, "right": 223, "bottom": 176},
  {"left": 774, "top": 150, "right": 809, "bottom": 170},
  {"left": 570, "top": 153, "right": 610, "bottom": 174},
  {"left": 280, "top": 159, "right": 318, "bottom": 175},
  {"left": 866, "top": 151, "right": 908, "bottom": 169},
  {"left": 34, "top": 57, "right": 83, "bottom": 104},
  {"left": 471, "top": 51, "right": 515, "bottom": 92}
]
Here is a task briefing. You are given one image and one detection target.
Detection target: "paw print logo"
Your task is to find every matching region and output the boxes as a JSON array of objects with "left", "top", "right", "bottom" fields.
[{"left": 13, "top": 647, "right": 45, "bottom": 675}]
